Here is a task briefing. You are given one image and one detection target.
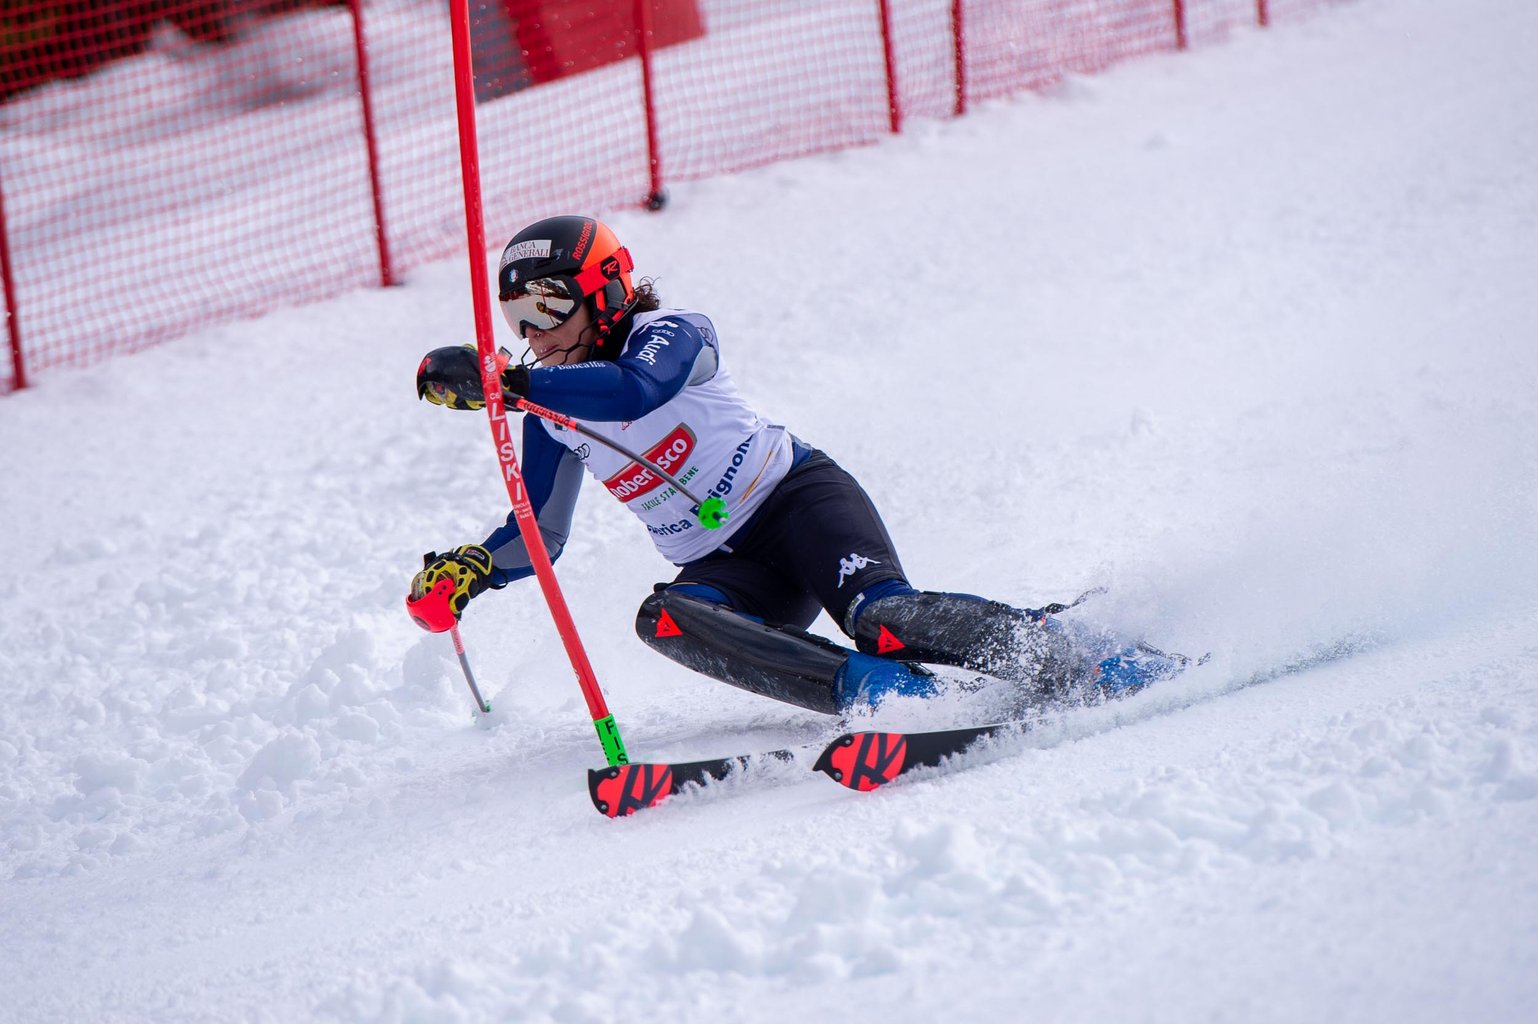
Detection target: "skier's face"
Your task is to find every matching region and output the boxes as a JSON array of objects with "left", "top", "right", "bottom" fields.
[{"left": 527, "top": 302, "right": 594, "bottom": 366}]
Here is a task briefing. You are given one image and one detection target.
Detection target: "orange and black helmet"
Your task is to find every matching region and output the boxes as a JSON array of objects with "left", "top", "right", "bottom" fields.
[{"left": 496, "top": 216, "right": 637, "bottom": 359}]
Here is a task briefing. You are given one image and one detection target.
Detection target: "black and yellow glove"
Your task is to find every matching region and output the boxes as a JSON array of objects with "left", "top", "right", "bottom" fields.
[
  {"left": 406, "top": 544, "right": 494, "bottom": 632},
  {"left": 416, "top": 345, "right": 529, "bottom": 411}
]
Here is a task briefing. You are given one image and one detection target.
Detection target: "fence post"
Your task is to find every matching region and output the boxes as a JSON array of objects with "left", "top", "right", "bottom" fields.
[
  {"left": 876, "top": 0, "right": 902, "bottom": 132},
  {"left": 348, "top": 0, "right": 394, "bottom": 286},
  {"left": 1257, "top": 1, "right": 1271, "bottom": 28},
  {"left": 1173, "top": 0, "right": 1188, "bottom": 50},
  {"left": 0, "top": 175, "right": 25, "bottom": 391},
  {"left": 635, "top": 0, "right": 666, "bottom": 210},
  {"left": 951, "top": 0, "right": 966, "bottom": 117}
]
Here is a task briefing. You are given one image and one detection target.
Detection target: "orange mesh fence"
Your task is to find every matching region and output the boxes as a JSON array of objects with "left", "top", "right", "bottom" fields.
[{"left": 1, "top": 0, "right": 1354, "bottom": 389}]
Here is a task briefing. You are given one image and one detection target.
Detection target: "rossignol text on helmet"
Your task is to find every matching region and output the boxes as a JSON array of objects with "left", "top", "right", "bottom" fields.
[{"left": 496, "top": 216, "right": 637, "bottom": 358}]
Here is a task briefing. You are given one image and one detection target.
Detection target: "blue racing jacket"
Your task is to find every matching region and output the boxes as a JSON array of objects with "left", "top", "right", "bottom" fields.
[{"left": 482, "top": 309, "right": 794, "bottom": 586}]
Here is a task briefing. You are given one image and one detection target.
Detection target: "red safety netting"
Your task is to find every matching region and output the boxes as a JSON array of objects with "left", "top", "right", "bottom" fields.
[
  {"left": 965, "top": 1, "right": 1178, "bottom": 103},
  {"left": 1, "top": 0, "right": 1355, "bottom": 390},
  {"left": 1, "top": 1, "right": 392, "bottom": 384}
]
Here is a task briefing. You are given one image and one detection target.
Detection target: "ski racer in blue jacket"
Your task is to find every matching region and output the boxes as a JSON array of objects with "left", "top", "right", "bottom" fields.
[{"left": 410, "top": 216, "right": 1181, "bottom": 714}]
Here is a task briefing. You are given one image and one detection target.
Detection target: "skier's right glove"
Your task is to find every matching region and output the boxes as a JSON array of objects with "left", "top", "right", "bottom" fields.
[
  {"left": 406, "top": 544, "right": 494, "bottom": 632},
  {"left": 417, "top": 345, "right": 527, "bottom": 411}
]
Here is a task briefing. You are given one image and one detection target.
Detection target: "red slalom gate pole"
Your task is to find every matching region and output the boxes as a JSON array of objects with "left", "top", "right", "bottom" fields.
[{"left": 444, "top": 0, "right": 628, "bottom": 766}]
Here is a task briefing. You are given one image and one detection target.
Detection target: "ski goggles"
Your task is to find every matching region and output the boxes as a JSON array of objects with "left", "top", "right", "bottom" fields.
[
  {"left": 497, "top": 248, "right": 634, "bottom": 337},
  {"left": 499, "top": 276, "right": 580, "bottom": 338}
]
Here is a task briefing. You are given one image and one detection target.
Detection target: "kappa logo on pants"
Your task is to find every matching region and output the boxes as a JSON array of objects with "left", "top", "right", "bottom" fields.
[{"left": 836, "top": 552, "right": 881, "bottom": 589}]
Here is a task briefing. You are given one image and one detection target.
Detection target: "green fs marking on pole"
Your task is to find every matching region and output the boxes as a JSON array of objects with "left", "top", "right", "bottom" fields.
[{"left": 595, "top": 714, "right": 629, "bottom": 765}]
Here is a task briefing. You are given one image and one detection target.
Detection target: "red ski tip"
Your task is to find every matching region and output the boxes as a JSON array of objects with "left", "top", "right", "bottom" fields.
[
  {"left": 812, "top": 732, "right": 909, "bottom": 791},
  {"left": 589, "top": 763, "right": 675, "bottom": 817}
]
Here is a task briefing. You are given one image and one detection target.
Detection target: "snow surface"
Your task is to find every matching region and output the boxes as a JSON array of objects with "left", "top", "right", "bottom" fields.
[{"left": 3, "top": 0, "right": 1538, "bottom": 1020}]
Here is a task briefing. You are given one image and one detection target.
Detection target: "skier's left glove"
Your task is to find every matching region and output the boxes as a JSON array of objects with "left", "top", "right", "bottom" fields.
[
  {"left": 406, "top": 544, "right": 494, "bottom": 632},
  {"left": 416, "top": 345, "right": 526, "bottom": 411},
  {"left": 502, "top": 363, "right": 530, "bottom": 406}
]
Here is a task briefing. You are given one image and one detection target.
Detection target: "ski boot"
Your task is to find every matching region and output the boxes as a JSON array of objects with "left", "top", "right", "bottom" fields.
[
  {"left": 1090, "top": 643, "right": 1191, "bottom": 697},
  {"left": 834, "top": 653, "right": 940, "bottom": 711}
]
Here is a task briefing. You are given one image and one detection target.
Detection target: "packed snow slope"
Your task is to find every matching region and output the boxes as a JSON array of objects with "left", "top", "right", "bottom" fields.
[{"left": 3, "top": 0, "right": 1537, "bottom": 1020}]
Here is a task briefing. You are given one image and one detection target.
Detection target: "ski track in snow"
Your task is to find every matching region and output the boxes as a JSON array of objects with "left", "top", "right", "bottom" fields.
[{"left": 3, "top": 0, "right": 1538, "bottom": 1020}]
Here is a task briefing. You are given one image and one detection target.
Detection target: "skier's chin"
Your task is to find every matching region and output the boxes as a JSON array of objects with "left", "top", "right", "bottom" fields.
[{"left": 534, "top": 342, "right": 579, "bottom": 366}]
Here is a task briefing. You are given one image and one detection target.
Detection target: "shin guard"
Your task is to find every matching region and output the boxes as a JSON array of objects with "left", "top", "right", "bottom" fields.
[
  {"left": 849, "top": 591, "right": 1084, "bottom": 691},
  {"left": 637, "top": 590, "right": 851, "bottom": 714}
]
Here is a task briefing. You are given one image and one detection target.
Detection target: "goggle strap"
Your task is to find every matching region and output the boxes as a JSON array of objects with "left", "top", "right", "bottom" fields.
[{"left": 570, "top": 246, "right": 634, "bottom": 298}]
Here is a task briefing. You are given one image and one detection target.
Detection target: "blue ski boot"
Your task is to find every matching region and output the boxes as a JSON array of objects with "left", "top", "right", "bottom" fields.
[
  {"left": 836, "top": 652, "right": 941, "bottom": 711},
  {"left": 1090, "top": 643, "right": 1189, "bottom": 697}
]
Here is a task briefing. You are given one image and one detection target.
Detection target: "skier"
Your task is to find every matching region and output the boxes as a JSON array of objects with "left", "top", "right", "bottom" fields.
[{"left": 409, "top": 215, "right": 1182, "bottom": 715}]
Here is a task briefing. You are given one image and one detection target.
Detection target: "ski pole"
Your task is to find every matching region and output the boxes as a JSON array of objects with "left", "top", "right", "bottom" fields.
[
  {"left": 509, "top": 395, "right": 728, "bottom": 530},
  {"left": 405, "top": 574, "right": 492, "bottom": 717},
  {"left": 450, "top": 623, "right": 491, "bottom": 715},
  {"left": 446, "top": 2, "right": 628, "bottom": 766}
]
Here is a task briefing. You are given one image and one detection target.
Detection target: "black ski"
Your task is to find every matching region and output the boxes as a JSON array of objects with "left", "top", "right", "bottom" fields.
[
  {"left": 588, "top": 720, "right": 1031, "bottom": 815},
  {"left": 588, "top": 638, "right": 1369, "bottom": 815},
  {"left": 587, "top": 747, "right": 801, "bottom": 817},
  {"left": 807, "top": 642, "right": 1368, "bottom": 794},
  {"left": 812, "top": 721, "right": 1028, "bottom": 791}
]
